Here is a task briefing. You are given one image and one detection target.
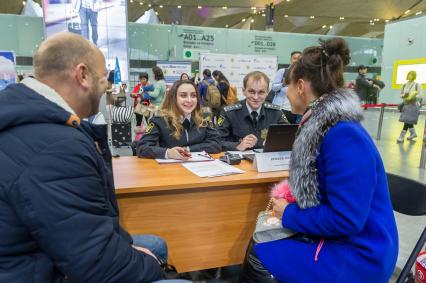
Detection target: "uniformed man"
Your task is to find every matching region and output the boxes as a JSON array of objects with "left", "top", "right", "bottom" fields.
[{"left": 218, "top": 71, "right": 289, "bottom": 151}]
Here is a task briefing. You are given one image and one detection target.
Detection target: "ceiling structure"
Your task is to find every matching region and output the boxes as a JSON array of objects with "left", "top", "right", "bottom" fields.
[{"left": 2, "top": 0, "right": 426, "bottom": 38}]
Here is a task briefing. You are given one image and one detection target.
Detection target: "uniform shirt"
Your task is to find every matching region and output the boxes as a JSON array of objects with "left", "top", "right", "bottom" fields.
[
  {"left": 217, "top": 99, "right": 289, "bottom": 151},
  {"left": 137, "top": 115, "right": 221, "bottom": 158}
]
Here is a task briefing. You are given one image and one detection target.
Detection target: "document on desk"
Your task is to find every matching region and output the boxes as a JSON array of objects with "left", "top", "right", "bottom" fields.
[
  {"left": 155, "top": 151, "right": 214, "bottom": 164},
  {"left": 182, "top": 160, "right": 245, "bottom": 178}
]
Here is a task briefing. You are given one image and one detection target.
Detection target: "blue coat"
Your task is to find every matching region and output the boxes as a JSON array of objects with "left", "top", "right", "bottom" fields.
[
  {"left": 255, "top": 122, "right": 399, "bottom": 283},
  {"left": 0, "top": 83, "right": 164, "bottom": 283}
]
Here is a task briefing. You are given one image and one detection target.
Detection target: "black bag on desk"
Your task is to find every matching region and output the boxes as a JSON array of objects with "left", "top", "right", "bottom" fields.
[{"left": 111, "top": 123, "right": 132, "bottom": 147}]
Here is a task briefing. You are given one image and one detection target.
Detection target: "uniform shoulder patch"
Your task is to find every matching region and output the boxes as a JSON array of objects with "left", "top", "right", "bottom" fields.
[
  {"left": 263, "top": 102, "right": 281, "bottom": 111},
  {"left": 223, "top": 103, "right": 242, "bottom": 112},
  {"left": 145, "top": 121, "right": 155, "bottom": 134}
]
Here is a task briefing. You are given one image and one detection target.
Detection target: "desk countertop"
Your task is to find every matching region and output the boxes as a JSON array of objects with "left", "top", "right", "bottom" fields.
[{"left": 113, "top": 155, "right": 288, "bottom": 194}]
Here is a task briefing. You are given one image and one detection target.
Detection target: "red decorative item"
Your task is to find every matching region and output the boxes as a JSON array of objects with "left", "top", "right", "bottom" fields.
[{"left": 271, "top": 180, "right": 296, "bottom": 203}]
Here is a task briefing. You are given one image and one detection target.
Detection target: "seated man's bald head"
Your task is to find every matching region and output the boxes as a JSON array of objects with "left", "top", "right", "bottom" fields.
[{"left": 34, "top": 32, "right": 102, "bottom": 79}]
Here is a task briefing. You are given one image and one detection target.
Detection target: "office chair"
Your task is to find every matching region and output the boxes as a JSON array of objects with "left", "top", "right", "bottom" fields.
[{"left": 387, "top": 173, "right": 426, "bottom": 283}]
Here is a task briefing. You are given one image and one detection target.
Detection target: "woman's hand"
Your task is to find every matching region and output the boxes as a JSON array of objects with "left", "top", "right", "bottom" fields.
[
  {"left": 272, "top": 198, "right": 289, "bottom": 220},
  {"left": 166, "top": 147, "right": 191, "bottom": 160}
]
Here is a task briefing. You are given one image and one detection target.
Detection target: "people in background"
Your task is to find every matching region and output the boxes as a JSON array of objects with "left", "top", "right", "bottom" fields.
[
  {"left": 217, "top": 71, "right": 289, "bottom": 151},
  {"left": 180, "top": 72, "right": 190, "bottom": 81},
  {"left": 240, "top": 38, "right": 398, "bottom": 283},
  {"left": 212, "top": 70, "right": 230, "bottom": 105},
  {"left": 268, "top": 51, "right": 301, "bottom": 124},
  {"left": 137, "top": 80, "right": 221, "bottom": 159},
  {"left": 355, "top": 65, "right": 372, "bottom": 103},
  {"left": 198, "top": 68, "right": 216, "bottom": 105},
  {"left": 0, "top": 32, "right": 184, "bottom": 283},
  {"left": 397, "top": 70, "right": 423, "bottom": 143},
  {"left": 142, "top": 66, "right": 167, "bottom": 108},
  {"left": 72, "top": 0, "right": 99, "bottom": 45},
  {"left": 131, "top": 72, "right": 149, "bottom": 126}
]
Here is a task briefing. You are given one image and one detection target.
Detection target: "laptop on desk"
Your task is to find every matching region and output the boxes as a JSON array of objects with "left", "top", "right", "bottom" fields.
[{"left": 245, "top": 124, "right": 298, "bottom": 161}]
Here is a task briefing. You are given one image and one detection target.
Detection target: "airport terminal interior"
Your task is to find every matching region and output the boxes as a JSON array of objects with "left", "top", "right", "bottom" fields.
[{"left": 0, "top": 0, "right": 426, "bottom": 282}]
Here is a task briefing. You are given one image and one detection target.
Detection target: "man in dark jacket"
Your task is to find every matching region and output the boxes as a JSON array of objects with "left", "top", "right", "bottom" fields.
[
  {"left": 355, "top": 65, "right": 373, "bottom": 103},
  {"left": 0, "top": 32, "right": 171, "bottom": 283}
]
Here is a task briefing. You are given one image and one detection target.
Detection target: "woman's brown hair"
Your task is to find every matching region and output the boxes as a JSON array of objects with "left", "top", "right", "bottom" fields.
[
  {"left": 288, "top": 37, "right": 351, "bottom": 96},
  {"left": 159, "top": 80, "right": 205, "bottom": 140}
]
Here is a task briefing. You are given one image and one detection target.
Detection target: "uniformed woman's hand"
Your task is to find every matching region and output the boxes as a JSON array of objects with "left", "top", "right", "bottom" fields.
[
  {"left": 167, "top": 147, "right": 191, "bottom": 160},
  {"left": 236, "top": 134, "right": 258, "bottom": 151}
]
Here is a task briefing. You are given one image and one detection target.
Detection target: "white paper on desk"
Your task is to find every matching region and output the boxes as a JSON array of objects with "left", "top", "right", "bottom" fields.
[
  {"left": 182, "top": 160, "right": 245, "bottom": 178},
  {"left": 225, "top": 150, "right": 255, "bottom": 158},
  {"left": 155, "top": 151, "right": 214, "bottom": 164}
]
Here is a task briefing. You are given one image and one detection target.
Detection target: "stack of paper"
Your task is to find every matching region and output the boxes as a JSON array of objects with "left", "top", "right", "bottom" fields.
[
  {"left": 155, "top": 151, "right": 214, "bottom": 164},
  {"left": 182, "top": 160, "right": 245, "bottom": 178}
]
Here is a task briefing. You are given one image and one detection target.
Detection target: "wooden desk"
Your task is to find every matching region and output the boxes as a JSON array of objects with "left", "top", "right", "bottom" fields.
[{"left": 113, "top": 156, "right": 288, "bottom": 272}]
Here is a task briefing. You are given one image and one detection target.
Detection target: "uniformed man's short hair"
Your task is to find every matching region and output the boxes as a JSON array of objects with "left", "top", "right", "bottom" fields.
[{"left": 243, "top": 71, "right": 270, "bottom": 89}]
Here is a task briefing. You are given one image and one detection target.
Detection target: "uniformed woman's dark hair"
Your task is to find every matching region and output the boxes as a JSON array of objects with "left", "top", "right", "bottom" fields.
[
  {"left": 160, "top": 80, "right": 205, "bottom": 140},
  {"left": 288, "top": 37, "right": 350, "bottom": 96}
]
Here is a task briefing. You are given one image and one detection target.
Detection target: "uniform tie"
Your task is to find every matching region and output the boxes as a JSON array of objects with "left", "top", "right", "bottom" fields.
[
  {"left": 251, "top": 111, "right": 258, "bottom": 129},
  {"left": 182, "top": 119, "right": 191, "bottom": 131}
]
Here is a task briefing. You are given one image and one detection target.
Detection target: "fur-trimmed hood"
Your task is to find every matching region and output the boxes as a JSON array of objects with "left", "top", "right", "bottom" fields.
[{"left": 289, "top": 88, "right": 364, "bottom": 209}]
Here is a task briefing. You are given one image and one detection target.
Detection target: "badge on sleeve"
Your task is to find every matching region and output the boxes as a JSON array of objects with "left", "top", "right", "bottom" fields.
[
  {"left": 217, "top": 115, "right": 225, "bottom": 126},
  {"left": 261, "top": 128, "right": 268, "bottom": 140},
  {"left": 145, "top": 122, "right": 154, "bottom": 134}
]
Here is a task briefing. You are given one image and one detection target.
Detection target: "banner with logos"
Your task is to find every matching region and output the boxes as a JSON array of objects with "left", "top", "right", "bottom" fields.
[
  {"left": 157, "top": 61, "right": 192, "bottom": 84},
  {"left": 199, "top": 53, "right": 277, "bottom": 98}
]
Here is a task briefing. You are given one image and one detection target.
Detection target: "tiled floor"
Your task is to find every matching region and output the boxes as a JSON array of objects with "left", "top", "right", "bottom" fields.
[{"left": 114, "top": 109, "right": 426, "bottom": 282}]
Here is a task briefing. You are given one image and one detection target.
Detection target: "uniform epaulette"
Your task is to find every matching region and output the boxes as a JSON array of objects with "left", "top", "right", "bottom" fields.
[
  {"left": 263, "top": 102, "right": 281, "bottom": 110},
  {"left": 224, "top": 103, "right": 242, "bottom": 112}
]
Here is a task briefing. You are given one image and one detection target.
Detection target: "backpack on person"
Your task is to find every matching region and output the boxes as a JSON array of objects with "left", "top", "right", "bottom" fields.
[
  {"left": 204, "top": 80, "right": 222, "bottom": 109},
  {"left": 226, "top": 85, "right": 239, "bottom": 105}
]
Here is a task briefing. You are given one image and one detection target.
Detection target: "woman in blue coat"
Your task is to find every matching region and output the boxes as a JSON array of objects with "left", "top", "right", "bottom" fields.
[{"left": 240, "top": 38, "right": 398, "bottom": 283}]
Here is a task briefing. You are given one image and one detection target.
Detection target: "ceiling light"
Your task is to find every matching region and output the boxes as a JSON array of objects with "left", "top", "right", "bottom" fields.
[
  {"left": 370, "top": 19, "right": 373, "bottom": 23},
  {"left": 370, "top": 22, "right": 375, "bottom": 26},
  {"left": 222, "top": 6, "right": 227, "bottom": 9},
  {"left": 159, "top": 5, "right": 163, "bottom": 8},
  {"left": 225, "top": 24, "right": 229, "bottom": 28},
  {"left": 416, "top": 11, "right": 423, "bottom": 15},
  {"left": 130, "top": 0, "right": 133, "bottom": 3},
  {"left": 242, "top": 18, "right": 246, "bottom": 22},
  {"left": 339, "top": 17, "right": 344, "bottom": 20},
  {"left": 148, "top": 4, "right": 151, "bottom": 7},
  {"left": 22, "top": 0, "right": 26, "bottom": 4},
  {"left": 322, "top": 25, "right": 327, "bottom": 29},
  {"left": 139, "top": 2, "right": 143, "bottom": 5},
  {"left": 385, "top": 19, "right": 390, "bottom": 22},
  {"left": 284, "top": 14, "right": 289, "bottom": 18},
  {"left": 198, "top": 5, "right": 202, "bottom": 9},
  {"left": 251, "top": 7, "right": 256, "bottom": 10},
  {"left": 251, "top": 19, "right": 254, "bottom": 23},
  {"left": 310, "top": 16, "right": 315, "bottom": 19},
  {"left": 177, "top": 5, "right": 181, "bottom": 8},
  {"left": 286, "top": 0, "right": 290, "bottom": 2},
  {"left": 155, "top": 11, "right": 158, "bottom": 15},
  {"left": 262, "top": 13, "right": 266, "bottom": 17},
  {"left": 329, "top": 25, "right": 333, "bottom": 29},
  {"left": 404, "top": 10, "right": 410, "bottom": 14}
]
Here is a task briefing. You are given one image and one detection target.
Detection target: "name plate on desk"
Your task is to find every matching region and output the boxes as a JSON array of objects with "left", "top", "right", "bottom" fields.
[{"left": 253, "top": 151, "right": 291, "bottom": 172}]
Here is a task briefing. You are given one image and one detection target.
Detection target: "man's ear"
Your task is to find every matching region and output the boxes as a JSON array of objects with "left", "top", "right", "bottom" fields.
[{"left": 74, "top": 63, "right": 90, "bottom": 89}]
